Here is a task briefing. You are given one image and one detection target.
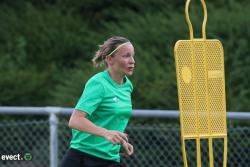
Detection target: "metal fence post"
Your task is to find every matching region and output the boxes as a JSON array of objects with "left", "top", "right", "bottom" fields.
[{"left": 49, "top": 112, "right": 58, "bottom": 167}]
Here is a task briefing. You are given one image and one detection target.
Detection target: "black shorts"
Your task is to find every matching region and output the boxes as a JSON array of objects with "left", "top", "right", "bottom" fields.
[{"left": 61, "top": 148, "right": 125, "bottom": 167}]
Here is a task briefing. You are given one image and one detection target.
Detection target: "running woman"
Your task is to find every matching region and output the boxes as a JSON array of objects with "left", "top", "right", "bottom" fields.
[{"left": 61, "top": 36, "right": 135, "bottom": 167}]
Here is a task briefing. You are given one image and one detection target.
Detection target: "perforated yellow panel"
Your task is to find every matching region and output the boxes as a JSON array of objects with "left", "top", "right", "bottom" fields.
[
  {"left": 174, "top": 39, "right": 227, "bottom": 139},
  {"left": 174, "top": 1, "right": 228, "bottom": 166}
]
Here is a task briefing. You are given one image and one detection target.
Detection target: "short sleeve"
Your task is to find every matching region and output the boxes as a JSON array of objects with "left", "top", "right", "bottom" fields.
[{"left": 75, "top": 79, "right": 104, "bottom": 116}]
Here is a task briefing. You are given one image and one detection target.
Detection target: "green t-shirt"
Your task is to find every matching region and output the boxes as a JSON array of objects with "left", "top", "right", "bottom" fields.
[{"left": 70, "top": 70, "right": 133, "bottom": 162}]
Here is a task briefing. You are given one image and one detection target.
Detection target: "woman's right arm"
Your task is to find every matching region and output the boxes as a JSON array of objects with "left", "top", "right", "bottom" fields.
[{"left": 68, "top": 109, "right": 128, "bottom": 144}]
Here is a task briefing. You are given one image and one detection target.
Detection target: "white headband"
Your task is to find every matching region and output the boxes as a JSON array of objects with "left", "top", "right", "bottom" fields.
[{"left": 106, "top": 42, "right": 130, "bottom": 57}]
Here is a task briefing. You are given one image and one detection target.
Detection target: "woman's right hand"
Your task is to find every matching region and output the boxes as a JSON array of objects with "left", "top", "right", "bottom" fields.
[
  {"left": 121, "top": 142, "right": 134, "bottom": 157},
  {"left": 103, "top": 130, "right": 128, "bottom": 144}
]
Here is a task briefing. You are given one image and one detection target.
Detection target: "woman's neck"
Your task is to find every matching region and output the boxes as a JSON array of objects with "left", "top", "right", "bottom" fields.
[{"left": 107, "top": 69, "right": 124, "bottom": 85}]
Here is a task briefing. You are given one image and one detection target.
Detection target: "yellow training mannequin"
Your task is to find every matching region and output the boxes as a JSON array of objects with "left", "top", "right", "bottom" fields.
[{"left": 174, "top": 0, "right": 227, "bottom": 167}]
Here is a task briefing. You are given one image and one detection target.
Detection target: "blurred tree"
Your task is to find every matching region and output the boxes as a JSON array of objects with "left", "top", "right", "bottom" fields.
[{"left": 0, "top": 0, "right": 249, "bottom": 111}]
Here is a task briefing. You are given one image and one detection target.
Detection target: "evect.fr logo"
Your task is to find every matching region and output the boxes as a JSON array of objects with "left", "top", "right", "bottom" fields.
[{"left": 1, "top": 152, "right": 32, "bottom": 161}]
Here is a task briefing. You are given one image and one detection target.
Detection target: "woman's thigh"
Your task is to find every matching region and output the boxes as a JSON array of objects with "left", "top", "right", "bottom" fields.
[
  {"left": 60, "top": 149, "right": 84, "bottom": 167},
  {"left": 61, "top": 148, "right": 124, "bottom": 167},
  {"left": 82, "top": 152, "right": 123, "bottom": 167}
]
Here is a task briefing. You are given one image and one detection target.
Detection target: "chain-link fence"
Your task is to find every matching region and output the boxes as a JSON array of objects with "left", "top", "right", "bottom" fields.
[{"left": 0, "top": 107, "right": 250, "bottom": 167}]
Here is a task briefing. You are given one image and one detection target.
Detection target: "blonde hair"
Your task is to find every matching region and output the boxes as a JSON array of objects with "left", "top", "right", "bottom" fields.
[{"left": 92, "top": 36, "right": 130, "bottom": 67}]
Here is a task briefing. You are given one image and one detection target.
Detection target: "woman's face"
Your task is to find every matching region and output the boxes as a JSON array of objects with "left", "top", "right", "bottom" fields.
[{"left": 109, "top": 43, "right": 135, "bottom": 76}]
